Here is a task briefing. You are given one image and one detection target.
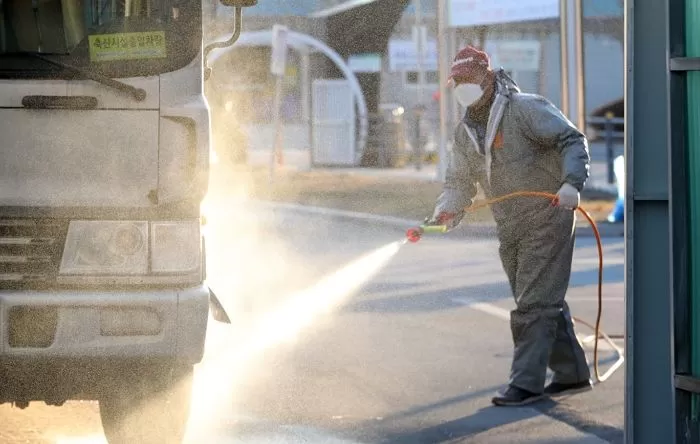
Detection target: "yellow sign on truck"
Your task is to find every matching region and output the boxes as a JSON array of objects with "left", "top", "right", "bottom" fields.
[{"left": 88, "top": 31, "right": 167, "bottom": 62}]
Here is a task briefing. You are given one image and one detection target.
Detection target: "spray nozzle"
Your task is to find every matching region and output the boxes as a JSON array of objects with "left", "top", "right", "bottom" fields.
[
  {"left": 405, "top": 224, "right": 448, "bottom": 243},
  {"left": 406, "top": 227, "right": 422, "bottom": 243}
]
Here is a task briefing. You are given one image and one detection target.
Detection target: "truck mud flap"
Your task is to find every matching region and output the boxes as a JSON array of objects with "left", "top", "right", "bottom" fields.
[{"left": 208, "top": 288, "right": 231, "bottom": 324}]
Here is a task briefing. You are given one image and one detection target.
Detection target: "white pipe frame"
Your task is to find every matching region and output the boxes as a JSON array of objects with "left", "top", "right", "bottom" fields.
[{"left": 207, "top": 30, "right": 369, "bottom": 165}]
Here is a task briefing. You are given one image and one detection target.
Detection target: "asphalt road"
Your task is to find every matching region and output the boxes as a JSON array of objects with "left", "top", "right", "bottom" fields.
[{"left": 0, "top": 199, "right": 625, "bottom": 443}]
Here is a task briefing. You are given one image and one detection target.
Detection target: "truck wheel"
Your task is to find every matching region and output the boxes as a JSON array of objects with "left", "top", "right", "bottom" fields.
[{"left": 99, "top": 364, "right": 193, "bottom": 444}]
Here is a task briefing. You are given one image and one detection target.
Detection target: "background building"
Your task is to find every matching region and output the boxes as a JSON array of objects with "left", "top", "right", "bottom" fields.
[
  {"left": 383, "top": 0, "right": 623, "bottom": 155},
  {"left": 206, "top": 0, "right": 623, "bottom": 163}
]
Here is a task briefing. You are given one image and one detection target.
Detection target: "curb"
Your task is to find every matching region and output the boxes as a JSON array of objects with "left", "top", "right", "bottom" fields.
[{"left": 248, "top": 201, "right": 624, "bottom": 239}]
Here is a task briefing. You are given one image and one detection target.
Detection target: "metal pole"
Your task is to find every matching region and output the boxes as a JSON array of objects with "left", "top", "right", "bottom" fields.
[
  {"left": 559, "top": 0, "right": 570, "bottom": 116},
  {"left": 538, "top": 30, "right": 547, "bottom": 95},
  {"left": 574, "top": 0, "right": 586, "bottom": 132},
  {"left": 415, "top": 0, "right": 425, "bottom": 100},
  {"left": 605, "top": 112, "right": 615, "bottom": 184},
  {"left": 413, "top": 0, "right": 425, "bottom": 171},
  {"left": 567, "top": 0, "right": 577, "bottom": 123},
  {"left": 300, "top": 48, "right": 311, "bottom": 125},
  {"left": 436, "top": 0, "right": 449, "bottom": 182},
  {"left": 625, "top": 0, "right": 676, "bottom": 441},
  {"left": 685, "top": 0, "right": 700, "bottom": 433},
  {"left": 268, "top": 24, "right": 288, "bottom": 181},
  {"left": 300, "top": 47, "right": 312, "bottom": 169},
  {"left": 269, "top": 73, "right": 284, "bottom": 181},
  {"left": 560, "top": 0, "right": 585, "bottom": 130}
]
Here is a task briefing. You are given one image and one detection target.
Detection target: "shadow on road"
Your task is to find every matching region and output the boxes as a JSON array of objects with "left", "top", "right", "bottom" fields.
[
  {"left": 535, "top": 399, "right": 624, "bottom": 444},
  {"left": 375, "top": 397, "right": 623, "bottom": 444},
  {"left": 345, "top": 261, "right": 622, "bottom": 315},
  {"left": 379, "top": 405, "right": 541, "bottom": 443},
  {"left": 368, "top": 386, "right": 505, "bottom": 425}
]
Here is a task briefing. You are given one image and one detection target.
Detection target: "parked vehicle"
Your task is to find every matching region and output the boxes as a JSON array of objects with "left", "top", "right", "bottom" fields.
[{"left": 0, "top": 0, "right": 255, "bottom": 442}]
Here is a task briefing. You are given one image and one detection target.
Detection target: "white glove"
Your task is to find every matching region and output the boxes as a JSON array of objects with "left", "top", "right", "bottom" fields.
[
  {"left": 554, "top": 183, "right": 580, "bottom": 210},
  {"left": 427, "top": 210, "right": 465, "bottom": 230}
]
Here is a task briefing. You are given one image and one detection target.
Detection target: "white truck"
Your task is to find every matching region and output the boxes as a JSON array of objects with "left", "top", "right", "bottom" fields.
[{"left": 0, "top": 0, "right": 254, "bottom": 442}]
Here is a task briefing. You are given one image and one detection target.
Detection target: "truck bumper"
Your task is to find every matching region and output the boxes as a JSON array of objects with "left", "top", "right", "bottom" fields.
[{"left": 0, "top": 285, "right": 210, "bottom": 364}]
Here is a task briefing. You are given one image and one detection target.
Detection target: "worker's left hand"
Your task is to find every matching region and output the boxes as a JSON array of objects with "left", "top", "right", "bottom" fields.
[{"left": 553, "top": 183, "right": 580, "bottom": 210}]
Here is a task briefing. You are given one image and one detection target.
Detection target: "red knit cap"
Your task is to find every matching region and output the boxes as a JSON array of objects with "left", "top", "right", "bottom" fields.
[{"left": 449, "top": 45, "right": 490, "bottom": 83}]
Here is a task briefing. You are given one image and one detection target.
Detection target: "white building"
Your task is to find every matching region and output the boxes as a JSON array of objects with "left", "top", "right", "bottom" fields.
[
  {"left": 383, "top": 0, "right": 623, "bottom": 147},
  {"left": 208, "top": 0, "right": 623, "bottom": 161}
]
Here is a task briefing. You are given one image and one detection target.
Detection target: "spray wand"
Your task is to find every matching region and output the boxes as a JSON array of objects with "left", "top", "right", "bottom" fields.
[
  {"left": 405, "top": 224, "right": 448, "bottom": 243},
  {"left": 404, "top": 191, "right": 624, "bottom": 385}
]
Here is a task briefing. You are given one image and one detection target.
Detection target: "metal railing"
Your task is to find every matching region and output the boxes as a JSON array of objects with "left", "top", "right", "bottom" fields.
[{"left": 587, "top": 114, "right": 625, "bottom": 184}]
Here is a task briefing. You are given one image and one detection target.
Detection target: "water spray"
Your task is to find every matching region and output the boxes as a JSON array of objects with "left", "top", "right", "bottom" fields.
[{"left": 404, "top": 191, "right": 624, "bottom": 385}]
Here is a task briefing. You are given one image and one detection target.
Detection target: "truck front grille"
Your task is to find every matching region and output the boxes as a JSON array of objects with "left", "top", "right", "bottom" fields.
[{"left": 0, "top": 219, "right": 68, "bottom": 289}]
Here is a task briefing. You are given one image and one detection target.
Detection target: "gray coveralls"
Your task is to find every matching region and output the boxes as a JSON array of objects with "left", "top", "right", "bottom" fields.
[{"left": 434, "top": 70, "right": 591, "bottom": 394}]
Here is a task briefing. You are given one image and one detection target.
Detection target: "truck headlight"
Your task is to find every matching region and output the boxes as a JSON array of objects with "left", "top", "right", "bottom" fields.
[
  {"left": 60, "top": 221, "right": 149, "bottom": 275},
  {"left": 151, "top": 221, "right": 200, "bottom": 273}
]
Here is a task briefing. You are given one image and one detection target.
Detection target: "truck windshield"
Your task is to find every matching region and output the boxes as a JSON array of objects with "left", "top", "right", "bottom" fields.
[{"left": 0, "top": 0, "right": 201, "bottom": 79}]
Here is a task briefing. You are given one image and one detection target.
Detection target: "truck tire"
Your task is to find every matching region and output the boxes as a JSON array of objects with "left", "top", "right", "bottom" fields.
[{"left": 99, "top": 364, "right": 194, "bottom": 444}]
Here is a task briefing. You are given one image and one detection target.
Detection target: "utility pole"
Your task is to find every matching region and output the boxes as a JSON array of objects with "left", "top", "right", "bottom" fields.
[
  {"left": 573, "top": 0, "right": 586, "bottom": 133},
  {"left": 436, "top": 0, "right": 449, "bottom": 181},
  {"left": 269, "top": 24, "right": 289, "bottom": 182},
  {"left": 559, "top": 0, "right": 586, "bottom": 131},
  {"left": 413, "top": 0, "right": 427, "bottom": 171}
]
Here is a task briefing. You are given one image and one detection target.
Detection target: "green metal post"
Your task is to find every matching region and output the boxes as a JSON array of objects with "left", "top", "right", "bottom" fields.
[
  {"left": 687, "top": 0, "right": 700, "bottom": 422},
  {"left": 626, "top": 0, "right": 676, "bottom": 441}
]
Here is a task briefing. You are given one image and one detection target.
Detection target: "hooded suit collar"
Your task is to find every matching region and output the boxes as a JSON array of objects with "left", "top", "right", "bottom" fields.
[
  {"left": 461, "top": 69, "right": 521, "bottom": 184},
  {"left": 463, "top": 69, "right": 521, "bottom": 156}
]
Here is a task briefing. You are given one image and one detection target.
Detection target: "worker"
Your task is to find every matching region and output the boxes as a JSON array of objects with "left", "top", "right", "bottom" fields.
[{"left": 429, "top": 46, "right": 593, "bottom": 406}]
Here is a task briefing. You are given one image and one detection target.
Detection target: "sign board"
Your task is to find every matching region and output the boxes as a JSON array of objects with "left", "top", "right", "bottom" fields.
[
  {"left": 388, "top": 39, "right": 438, "bottom": 72},
  {"left": 448, "top": 0, "right": 559, "bottom": 27},
  {"left": 270, "top": 24, "right": 289, "bottom": 76},
  {"left": 348, "top": 53, "right": 382, "bottom": 73},
  {"left": 487, "top": 40, "right": 542, "bottom": 71},
  {"left": 89, "top": 32, "right": 167, "bottom": 62}
]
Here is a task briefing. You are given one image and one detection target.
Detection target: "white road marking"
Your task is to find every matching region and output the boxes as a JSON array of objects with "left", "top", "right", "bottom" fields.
[
  {"left": 450, "top": 297, "right": 624, "bottom": 352},
  {"left": 468, "top": 301, "right": 511, "bottom": 320}
]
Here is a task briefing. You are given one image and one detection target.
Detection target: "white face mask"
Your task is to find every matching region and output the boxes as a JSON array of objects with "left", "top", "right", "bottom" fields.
[{"left": 454, "top": 83, "right": 483, "bottom": 108}]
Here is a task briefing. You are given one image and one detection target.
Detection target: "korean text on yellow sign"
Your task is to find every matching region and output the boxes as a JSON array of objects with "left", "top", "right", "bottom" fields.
[{"left": 88, "top": 31, "right": 167, "bottom": 62}]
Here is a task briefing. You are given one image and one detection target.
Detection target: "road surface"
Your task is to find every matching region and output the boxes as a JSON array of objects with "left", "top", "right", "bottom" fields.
[{"left": 0, "top": 194, "right": 625, "bottom": 443}]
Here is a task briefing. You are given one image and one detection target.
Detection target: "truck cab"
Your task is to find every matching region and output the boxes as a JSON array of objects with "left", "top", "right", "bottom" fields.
[{"left": 0, "top": 0, "right": 253, "bottom": 442}]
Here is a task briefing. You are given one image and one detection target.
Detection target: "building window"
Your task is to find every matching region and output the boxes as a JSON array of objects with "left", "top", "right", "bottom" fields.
[
  {"left": 404, "top": 0, "right": 438, "bottom": 16},
  {"left": 405, "top": 70, "right": 439, "bottom": 85}
]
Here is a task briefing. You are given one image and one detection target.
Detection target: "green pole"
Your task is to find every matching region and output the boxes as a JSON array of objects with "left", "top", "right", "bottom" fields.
[{"left": 687, "top": 0, "right": 700, "bottom": 421}]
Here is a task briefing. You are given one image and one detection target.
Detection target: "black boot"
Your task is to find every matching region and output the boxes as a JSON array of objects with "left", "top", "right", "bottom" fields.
[
  {"left": 543, "top": 380, "right": 593, "bottom": 398},
  {"left": 491, "top": 385, "right": 544, "bottom": 407}
]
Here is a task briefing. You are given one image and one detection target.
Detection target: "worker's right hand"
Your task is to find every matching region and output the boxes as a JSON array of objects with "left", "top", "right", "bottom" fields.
[{"left": 426, "top": 210, "right": 464, "bottom": 230}]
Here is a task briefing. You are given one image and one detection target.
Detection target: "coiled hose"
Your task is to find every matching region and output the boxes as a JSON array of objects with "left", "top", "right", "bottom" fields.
[{"left": 408, "top": 191, "right": 624, "bottom": 384}]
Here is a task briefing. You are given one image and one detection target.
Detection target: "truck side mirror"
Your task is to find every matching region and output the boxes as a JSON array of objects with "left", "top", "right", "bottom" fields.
[
  {"left": 204, "top": 1, "right": 255, "bottom": 81},
  {"left": 219, "top": 0, "right": 257, "bottom": 6}
]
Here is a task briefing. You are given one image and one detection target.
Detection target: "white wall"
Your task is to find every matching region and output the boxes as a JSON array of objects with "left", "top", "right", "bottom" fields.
[
  {"left": 379, "top": 29, "right": 623, "bottom": 145},
  {"left": 242, "top": 123, "right": 311, "bottom": 151},
  {"left": 541, "top": 31, "right": 624, "bottom": 113}
]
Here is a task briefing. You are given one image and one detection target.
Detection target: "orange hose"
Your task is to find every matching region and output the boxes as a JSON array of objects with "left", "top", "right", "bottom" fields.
[{"left": 465, "top": 191, "right": 623, "bottom": 384}]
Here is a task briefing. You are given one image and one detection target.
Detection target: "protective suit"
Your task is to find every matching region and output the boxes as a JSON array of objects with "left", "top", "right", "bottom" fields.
[{"left": 433, "top": 47, "right": 592, "bottom": 406}]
